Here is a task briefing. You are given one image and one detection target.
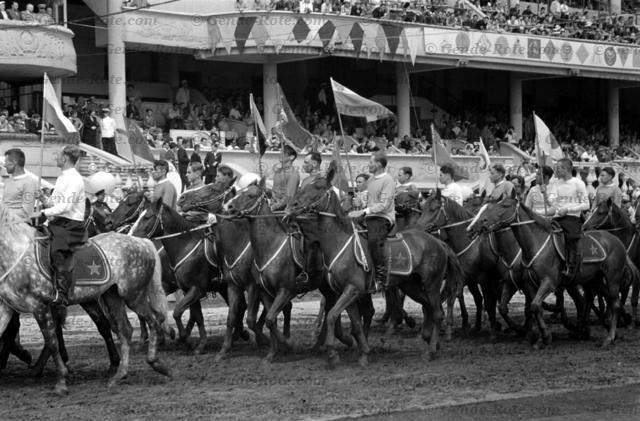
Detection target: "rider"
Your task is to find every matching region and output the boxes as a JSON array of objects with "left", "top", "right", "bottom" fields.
[
  {"left": 32, "top": 145, "right": 87, "bottom": 306},
  {"left": 295, "top": 152, "right": 324, "bottom": 293},
  {"left": 547, "top": 158, "right": 590, "bottom": 281},
  {"left": 270, "top": 145, "right": 300, "bottom": 212},
  {"left": 348, "top": 151, "right": 396, "bottom": 291},
  {"left": 524, "top": 165, "right": 556, "bottom": 216},
  {"left": 146, "top": 160, "right": 178, "bottom": 209},
  {"left": 179, "top": 162, "right": 209, "bottom": 224},
  {"left": 92, "top": 189, "right": 113, "bottom": 231},
  {"left": 395, "top": 167, "right": 417, "bottom": 193},
  {"left": 439, "top": 163, "right": 464, "bottom": 206},
  {"left": 592, "top": 166, "right": 622, "bottom": 209},
  {"left": 3, "top": 148, "right": 37, "bottom": 222},
  {"left": 486, "top": 164, "right": 514, "bottom": 202}
]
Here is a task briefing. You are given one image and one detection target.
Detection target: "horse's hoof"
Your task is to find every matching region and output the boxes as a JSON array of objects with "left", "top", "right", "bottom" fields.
[
  {"left": 358, "top": 354, "right": 369, "bottom": 367},
  {"left": 262, "top": 354, "right": 275, "bottom": 365},
  {"left": 213, "top": 352, "right": 226, "bottom": 363},
  {"left": 236, "top": 329, "right": 251, "bottom": 342},
  {"left": 54, "top": 383, "right": 69, "bottom": 396},
  {"left": 107, "top": 378, "right": 118, "bottom": 389},
  {"left": 327, "top": 352, "right": 340, "bottom": 369},
  {"left": 107, "top": 364, "right": 119, "bottom": 379},
  {"left": 543, "top": 333, "right": 553, "bottom": 346},
  {"left": 148, "top": 360, "right": 171, "bottom": 378},
  {"left": 425, "top": 350, "right": 437, "bottom": 361},
  {"left": 445, "top": 329, "right": 453, "bottom": 342},
  {"left": 193, "top": 344, "right": 206, "bottom": 355}
]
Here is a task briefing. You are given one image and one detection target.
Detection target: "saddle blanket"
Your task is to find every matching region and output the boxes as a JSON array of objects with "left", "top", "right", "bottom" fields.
[
  {"left": 552, "top": 232, "right": 607, "bottom": 263},
  {"left": 36, "top": 239, "right": 112, "bottom": 287},
  {"left": 354, "top": 233, "right": 413, "bottom": 276}
]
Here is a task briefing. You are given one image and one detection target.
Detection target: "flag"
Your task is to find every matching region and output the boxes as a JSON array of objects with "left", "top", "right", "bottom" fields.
[
  {"left": 249, "top": 93, "right": 267, "bottom": 156},
  {"left": 123, "top": 118, "right": 154, "bottom": 162},
  {"left": 331, "top": 136, "right": 350, "bottom": 192},
  {"left": 431, "top": 124, "right": 469, "bottom": 181},
  {"left": 477, "top": 137, "right": 493, "bottom": 195},
  {"left": 277, "top": 84, "right": 313, "bottom": 151},
  {"left": 533, "top": 113, "right": 563, "bottom": 167},
  {"left": 43, "top": 73, "right": 78, "bottom": 142},
  {"left": 330, "top": 78, "right": 394, "bottom": 122}
]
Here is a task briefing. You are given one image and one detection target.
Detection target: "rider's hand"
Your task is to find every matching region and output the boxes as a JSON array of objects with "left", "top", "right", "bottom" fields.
[
  {"left": 348, "top": 210, "right": 365, "bottom": 218},
  {"left": 556, "top": 208, "right": 568, "bottom": 217}
]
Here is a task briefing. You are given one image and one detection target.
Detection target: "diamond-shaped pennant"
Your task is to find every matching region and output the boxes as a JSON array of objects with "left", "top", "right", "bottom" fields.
[
  {"left": 476, "top": 34, "right": 491, "bottom": 55},
  {"left": 318, "top": 20, "right": 335, "bottom": 50},
  {"left": 576, "top": 44, "right": 589, "bottom": 64},
  {"left": 511, "top": 39, "right": 524, "bottom": 57},
  {"left": 382, "top": 23, "right": 402, "bottom": 56},
  {"left": 544, "top": 40, "right": 557, "bottom": 61},
  {"left": 251, "top": 18, "right": 269, "bottom": 50},
  {"left": 217, "top": 17, "right": 237, "bottom": 54},
  {"left": 292, "top": 18, "right": 310, "bottom": 43},
  {"left": 234, "top": 16, "right": 256, "bottom": 54},
  {"left": 349, "top": 22, "right": 364, "bottom": 57},
  {"left": 618, "top": 47, "right": 629, "bottom": 66},
  {"left": 633, "top": 48, "right": 640, "bottom": 68}
]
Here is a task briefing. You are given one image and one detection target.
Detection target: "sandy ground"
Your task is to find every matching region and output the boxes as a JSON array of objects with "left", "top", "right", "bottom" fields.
[{"left": 2, "top": 292, "right": 640, "bottom": 420}]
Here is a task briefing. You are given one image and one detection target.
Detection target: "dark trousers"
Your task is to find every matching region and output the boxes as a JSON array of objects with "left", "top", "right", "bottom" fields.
[
  {"left": 102, "top": 137, "right": 117, "bottom": 156},
  {"left": 366, "top": 216, "right": 392, "bottom": 265},
  {"left": 49, "top": 217, "right": 88, "bottom": 293},
  {"left": 556, "top": 215, "right": 582, "bottom": 267}
]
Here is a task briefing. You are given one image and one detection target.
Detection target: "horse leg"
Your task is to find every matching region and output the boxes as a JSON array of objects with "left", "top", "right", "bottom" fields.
[
  {"left": 137, "top": 315, "right": 149, "bottom": 344},
  {"left": 282, "top": 301, "right": 292, "bottom": 339},
  {"left": 263, "top": 288, "right": 295, "bottom": 363},
  {"left": 100, "top": 290, "right": 133, "bottom": 388},
  {"left": 399, "top": 290, "right": 416, "bottom": 329},
  {"left": 246, "top": 282, "right": 269, "bottom": 347},
  {"left": 467, "top": 281, "right": 484, "bottom": 332},
  {"left": 53, "top": 306, "right": 68, "bottom": 364},
  {"left": 457, "top": 291, "right": 470, "bottom": 333},
  {"left": 214, "top": 284, "right": 242, "bottom": 362},
  {"left": 631, "top": 272, "right": 640, "bottom": 327},
  {"left": 498, "top": 279, "right": 522, "bottom": 335},
  {"left": 602, "top": 276, "right": 621, "bottom": 347},
  {"left": 0, "top": 314, "right": 31, "bottom": 370},
  {"left": 31, "top": 306, "right": 68, "bottom": 396},
  {"left": 345, "top": 301, "right": 370, "bottom": 367},
  {"left": 360, "top": 293, "right": 375, "bottom": 339},
  {"left": 173, "top": 286, "right": 204, "bottom": 344},
  {"left": 79, "top": 301, "right": 121, "bottom": 377},
  {"left": 258, "top": 291, "right": 277, "bottom": 362},
  {"left": 384, "top": 286, "right": 404, "bottom": 336},
  {"left": 314, "top": 296, "right": 326, "bottom": 340},
  {"left": 325, "top": 284, "right": 360, "bottom": 369},
  {"left": 480, "top": 281, "right": 499, "bottom": 342},
  {"left": 189, "top": 301, "right": 208, "bottom": 355},
  {"left": 530, "top": 276, "right": 555, "bottom": 349},
  {"left": 219, "top": 287, "right": 250, "bottom": 343}
]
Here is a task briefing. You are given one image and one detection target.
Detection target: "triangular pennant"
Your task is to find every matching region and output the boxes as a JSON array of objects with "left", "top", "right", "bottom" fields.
[
  {"left": 404, "top": 27, "right": 422, "bottom": 65},
  {"left": 336, "top": 19, "right": 353, "bottom": 46},
  {"left": 401, "top": 28, "right": 409, "bottom": 57},
  {"left": 381, "top": 23, "right": 402, "bottom": 56},
  {"left": 217, "top": 16, "right": 238, "bottom": 54},
  {"left": 208, "top": 20, "right": 222, "bottom": 52},
  {"left": 264, "top": 18, "right": 286, "bottom": 53},
  {"left": 234, "top": 16, "right": 256, "bottom": 54},
  {"left": 251, "top": 18, "right": 269, "bottom": 50},
  {"left": 618, "top": 47, "right": 630, "bottom": 66},
  {"left": 318, "top": 20, "right": 335, "bottom": 49},
  {"left": 375, "top": 25, "right": 387, "bottom": 60},
  {"left": 349, "top": 22, "right": 364, "bottom": 57},
  {"left": 304, "top": 17, "right": 325, "bottom": 45}
]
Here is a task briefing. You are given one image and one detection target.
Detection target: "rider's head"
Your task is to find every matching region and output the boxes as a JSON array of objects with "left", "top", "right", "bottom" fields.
[
  {"left": 4, "top": 148, "right": 25, "bottom": 175},
  {"left": 303, "top": 151, "right": 322, "bottom": 174},
  {"left": 216, "top": 165, "right": 234, "bottom": 185},
  {"left": 555, "top": 158, "right": 573, "bottom": 180},
  {"left": 187, "top": 162, "right": 204, "bottom": 186},
  {"left": 489, "top": 164, "right": 506, "bottom": 184},
  {"left": 439, "top": 163, "right": 455, "bottom": 185},
  {"left": 355, "top": 173, "right": 370, "bottom": 192},
  {"left": 56, "top": 145, "right": 81, "bottom": 170},
  {"left": 599, "top": 167, "right": 615, "bottom": 185},
  {"left": 398, "top": 166, "right": 413, "bottom": 184},
  {"left": 368, "top": 151, "right": 387, "bottom": 175},
  {"left": 282, "top": 145, "right": 297, "bottom": 165},
  {"left": 152, "top": 160, "right": 169, "bottom": 181}
]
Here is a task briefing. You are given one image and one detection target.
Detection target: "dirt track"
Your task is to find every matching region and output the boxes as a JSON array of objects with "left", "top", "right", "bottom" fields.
[{"left": 2, "top": 293, "right": 640, "bottom": 420}]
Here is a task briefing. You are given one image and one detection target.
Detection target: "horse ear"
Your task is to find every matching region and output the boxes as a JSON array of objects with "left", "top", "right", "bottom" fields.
[
  {"left": 480, "top": 189, "right": 487, "bottom": 199},
  {"left": 326, "top": 160, "right": 337, "bottom": 186},
  {"left": 228, "top": 176, "right": 237, "bottom": 189},
  {"left": 606, "top": 197, "right": 613, "bottom": 207},
  {"left": 259, "top": 176, "right": 266, "bottom": 190},
  {"left": 510, "top": 188, "right": 516, "bottom": 200},
  {"left": 156, "top": 197, "right": 163, "bottom": 209}
]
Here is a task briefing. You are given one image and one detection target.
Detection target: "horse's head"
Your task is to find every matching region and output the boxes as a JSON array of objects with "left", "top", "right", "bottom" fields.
[
  {"left": 224, "top": 177, "right": 267, "bottom": 217},
  {"left": 583, "top": 197, "right": 626, "bottom": 230},
  {"left": 467, "top": 192, "right": 518, "bottom": 236},
  {"left": 395, "top": 191, "right": 420, "bottom": 215},
  {"left": 416, "top": 189, "right": 448, "bottom": 233},
  {"left": 287, "top": 164, "right": 335, "bottom": 217},
  {"left": 463, "top": 190, "right": 485, "bottom": 215},
  {"left": 178, "top": 179, "right": 234, "bottom": 214},
  {"left": 130, "top": 198, "right": 165, "bottom": 238},
  {"left": 110, "top": 189, "right": 145, "bottom": 231}
]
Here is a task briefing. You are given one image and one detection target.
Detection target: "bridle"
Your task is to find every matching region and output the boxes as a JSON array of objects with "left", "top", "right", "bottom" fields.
[
  {"left": 113, "top": 196, "right": 146, "bottom": 231},
  {"left": 583, "top": 204, "right": 626, "bottom": 232},
  {"left": 186, "top": 185, "right": 235, "bottom": 213},
  {"left": 296, "top": 189, "right": 332, "bottom": 215},
  {"left": 136, "top": 207, "right": 165, "bottom": 239}
]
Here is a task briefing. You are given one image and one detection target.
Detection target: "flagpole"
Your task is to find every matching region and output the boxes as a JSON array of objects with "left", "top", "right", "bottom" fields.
[
  {"left": 38, "top": 73, "right": 47, "bottom": 195},
  {"left": 533, "top": 111, "right": 548, "bottom": 216},
  {"left": 431, "top": 124, "right": 439, "bottom": 191},
  {"left": 335, "top": 110, "right": 355, "bottom": 190}
]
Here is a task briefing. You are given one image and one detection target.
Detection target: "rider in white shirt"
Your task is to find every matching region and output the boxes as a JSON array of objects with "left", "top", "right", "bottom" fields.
[{"left": 439, "top": 163, "right": 464, "bottom": 206}]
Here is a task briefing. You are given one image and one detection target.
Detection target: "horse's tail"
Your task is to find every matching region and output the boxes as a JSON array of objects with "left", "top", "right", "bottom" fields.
[
  {"left": 623, "top": 256, "right": 640, "bottom": 292},
  {"left": 442, "top": 243, "right": 466, "bottom": 305},
  {"left": 143, "top": 239, "right": 173, "bottom": 339}
]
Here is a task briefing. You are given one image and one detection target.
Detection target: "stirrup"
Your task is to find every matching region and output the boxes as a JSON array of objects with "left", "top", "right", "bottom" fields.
[{"left": 295, "top": 271, "right": 309, "bottom": 284}]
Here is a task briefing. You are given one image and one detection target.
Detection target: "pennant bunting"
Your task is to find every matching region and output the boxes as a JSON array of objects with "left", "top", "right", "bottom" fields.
[{"left": 234, "top": 16, "right": 256, "bottom": 54}]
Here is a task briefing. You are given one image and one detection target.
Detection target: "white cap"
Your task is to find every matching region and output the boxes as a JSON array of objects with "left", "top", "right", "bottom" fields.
[{"left": 236, "top": 172, "right": 261, "bottom": 190}]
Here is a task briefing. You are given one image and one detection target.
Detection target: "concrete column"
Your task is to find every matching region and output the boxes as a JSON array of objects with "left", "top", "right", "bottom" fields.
[
  {"left": 608, "top": 81, "right": 619, "bottom": 148},
  {"left": 396, "top": 63, "right": 411, "bottom": 139},
  {"left": 509, "top": 73, "right": 523, "bottom": 141},
  {"left": 263, "top": 61, "right": 278, "bottom": 132},
  {"left": 51, "top": 77, "right": 62, "bottom": 105},
  {"left": 107, "top": 0, "right": 127, "bottom": 132},
  {"left": 610, "top": 0, "right": 621, "bottom": 14}
]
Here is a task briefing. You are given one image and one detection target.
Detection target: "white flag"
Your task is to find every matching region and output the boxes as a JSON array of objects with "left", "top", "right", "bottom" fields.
[{"left": 43, "top": 73, "right": 78, "bottom": 140}]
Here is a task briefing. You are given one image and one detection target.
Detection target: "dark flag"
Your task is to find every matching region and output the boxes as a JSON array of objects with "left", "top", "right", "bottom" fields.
[{"left": 250, "top": 93, "right": 268, "bottom": 156}]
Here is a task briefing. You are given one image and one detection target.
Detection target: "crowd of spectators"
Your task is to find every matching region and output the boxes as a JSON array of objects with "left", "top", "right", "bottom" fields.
[
  {"left": 0, "top": 1, "right": 57, "bottom": 24},
  {"left": 237, "top": 0, "right": 640, "bottom": 44}
]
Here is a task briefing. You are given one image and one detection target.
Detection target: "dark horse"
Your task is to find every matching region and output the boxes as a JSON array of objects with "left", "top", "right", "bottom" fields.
[
  {"left": 172, "top": 181, "right": 292, "bottom": 361},
  {"left": 469, "top": 194, "right": 635, "bottom": 347},
  {"left": 583, "top": 198, "right": 640, "bottom": 326},
  {"left": 130, "top": 196, "right": 250, "bottom": 355},
  {"left": 286, "top": 169, "right": 465, "bottom": 364}
]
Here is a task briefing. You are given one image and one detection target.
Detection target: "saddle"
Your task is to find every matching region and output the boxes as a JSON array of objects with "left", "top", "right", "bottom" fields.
[
  {"left": 35, "top": 236, "right": 111, "bottom": 287},
  {"left": 551, "top": 228, "right": 607, "bottom": 264},
  {"left": 353, "top": 231, "right": 413, "bottom": 276}
]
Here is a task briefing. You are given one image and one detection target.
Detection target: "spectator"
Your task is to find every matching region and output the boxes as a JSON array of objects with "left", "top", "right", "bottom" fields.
[
  {"left": 100, "top": 108, "right": 118, "bottom": 156},
  {"left": 190, "top": 143, "right": 202, "bottom": 164}
]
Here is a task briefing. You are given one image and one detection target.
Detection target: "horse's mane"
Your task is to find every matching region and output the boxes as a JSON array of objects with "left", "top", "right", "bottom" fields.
[
  {"left": 520, "top": 202, "right": 554, "bottom": 232},
  {"left": 161, "top": 203, "right": 200, "bottom": 231},
  {"left": 326, "top": 188, "right": 352, "bottom": 232},
  {"left": 609, "top": 201, "right": 632, "bottom": 227},
  {"left": 442, "top": 196, "right": 473, "bottom": 220}
]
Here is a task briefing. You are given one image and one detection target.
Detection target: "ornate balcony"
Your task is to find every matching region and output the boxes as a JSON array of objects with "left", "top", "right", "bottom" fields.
[{"left": 0, "top": 21, "right": 77, "bottom": 81}]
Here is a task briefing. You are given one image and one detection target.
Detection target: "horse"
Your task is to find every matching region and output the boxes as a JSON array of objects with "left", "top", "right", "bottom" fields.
[
  {"left": 468, "top": 194, "right": 634, "bottom": 348},
  {"left": 129, "top": 195, "right": 251, "bottom": 355},
  {"left": 416, "top": 191, "right": 510, "bottom": 341},
  {"left": 225, "top": 178, "right": 372, "bottom": 364},
  {"left": 153, "top": 180, "right": 289, "bottom": 361},
  {"left": 0, "top": 204, "right": 172, "bottom": 394},
  {"left": 583, "top": 198, "right": 640, "bottom": 325},
  {"left": 286, "top": 169, "right": 466, "bottom": 364}
]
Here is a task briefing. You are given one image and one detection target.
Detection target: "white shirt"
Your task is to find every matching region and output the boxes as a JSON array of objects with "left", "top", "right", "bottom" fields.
[
  {"left": 441, "top": 182, "right": 464, "bottom": 206},
  {"left": 0, "top": 10, "right": 9, "bottom": 19},
  {"left": 547, "top": 177, "right": 589, "bottom": 218},
  {"left": 44, "top": 167, "right": 86, "bottom": 222},
  {"left": 100, "top": 116, "right": 116, "bottom": 138}
]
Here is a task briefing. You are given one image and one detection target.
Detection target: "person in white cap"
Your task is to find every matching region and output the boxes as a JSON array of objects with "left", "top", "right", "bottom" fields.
[{"left": 100, "top": 108, "right": 117, "bottom": 156}]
